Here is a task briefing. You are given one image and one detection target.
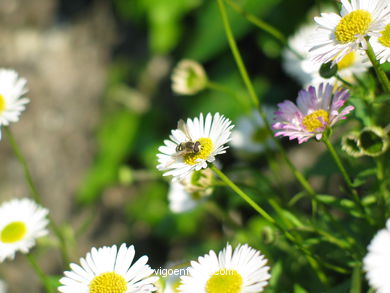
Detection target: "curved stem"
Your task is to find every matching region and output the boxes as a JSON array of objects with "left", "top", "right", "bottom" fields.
[
  {"left": 322, "top": 134, "right": 371, "bottom": 224},
  {"left": 365, "top": 41, "right": 390, "bottom": 94},
  {"left": 375, "top": 157, "right": 388, "bottom": 225},
  {"left": 5, "top": 127, "right": 70, "bottom": 266},
  {"left": 26, "top": 254, "right": 54, "bottom": 293},
  {"left": 224, "top": 0, "right": 303, "bottom": 60},
  {"left": 209, "top": 164, "right": 329, "bottom": 285},
  {"left": 216, "top": 0, "right": 317, "bottom": 200}
]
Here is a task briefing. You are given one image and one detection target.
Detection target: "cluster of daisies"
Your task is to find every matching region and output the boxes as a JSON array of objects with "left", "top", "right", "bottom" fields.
[
  {"left": 3, "top": 0, "right": 390, "bottom": 291},
  {"left": 0, "top": 197, "right": 271, "bottom": 293}
]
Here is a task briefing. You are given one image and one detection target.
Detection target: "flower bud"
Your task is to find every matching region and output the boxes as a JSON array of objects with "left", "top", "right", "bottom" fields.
[
  {"left": 171, "top": 60, "right": 208, "bottom": 95},
  {"left": 341, "top": 132, "right": 363, "bottom": 157},
  {"left": 358, "top": 126, "right": 389, "bottom": 157},
  {"left": 319, "top": 61, "right": 338, "bottom": 79}
]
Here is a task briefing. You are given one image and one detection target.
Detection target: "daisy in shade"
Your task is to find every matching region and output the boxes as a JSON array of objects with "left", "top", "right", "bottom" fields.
[
  {"left": 179, "top": 243, "right": 270, "bottom": 293},
  {"left": 363, "top": 218, "right": 390, "bottom": 293},
  {"left": 283, "top": 23, "right": 370, "bottom": 87},
  {"left": 0, "top": 69, "right": 29, "bottom": 135},
  {"left": 309, "top": 0, "right": 390, "bottom": 65},
  {"left": 0, "top": 198, "right": 49, "bottom": 262},
  {"left": 231, "top": 108, "right": 276, "bottom": 155},
  {"left": 157, "top": 113, "right": 234, "bottom": 181},
  {"left": 58, "top": 243, "right": 158, "bottom": 293},
  {"left": 370, "top": 23, "right": 390, "bottom": 63},
  {"left": 168, "top": 168, "right": 214, "bottom": 213},
  {"left": 273, "top": 83, "right": 354, "bottom": 144}
]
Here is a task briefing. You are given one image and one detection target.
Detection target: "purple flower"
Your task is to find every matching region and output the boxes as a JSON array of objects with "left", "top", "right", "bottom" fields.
[{"left": 273, "top": 83, "right": 354, "bottom": 144}]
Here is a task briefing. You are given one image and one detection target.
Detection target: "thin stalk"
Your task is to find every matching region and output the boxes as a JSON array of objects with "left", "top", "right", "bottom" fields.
[
  {"left": 322, "top": 135, "right": 358, "bottom": 200},
  {"left": 335, "top": 74, "right": 353, "bottom": 88},
  {"left": 27, "top": 254, "right": 54, "bottom": 293},
  {"left": 210, "top": 164, "right": 329, "bottom": 285},
  {"left": 5, "top": 127, "right": 70, "bottom": 265},
  {"left": 210, "top": 164, "right": 275, "bottom": 224},
  {"left": 375, "top": 157, "right": 388, "bottom": 224},
  {"left": 224, "top": 0, "right": 303, "bottom": 60},
  {"left": 322, "top": 134, "right": 371, "bottom": 224},
  {"left": 365, "top": 41, "right": 390, "bottom": 94},
  {"left": 216, "top": 0, "right": 317, "bottom": 200}
]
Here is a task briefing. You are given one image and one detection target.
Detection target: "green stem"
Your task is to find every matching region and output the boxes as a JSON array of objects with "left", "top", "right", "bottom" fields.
[
  {"left": 335, "top": 74, "right": 353, "bottom": 88},
  {"left": 322, "top": 134, "right": 371, "bottom": 225},
  {"left": 210, "top": 164, "right": 329, "bottom": 285},
  {"left": 210, "top": 164, "right": 275, "bottom": 224},
  {"left": 365, "top": 41, "right": 390, "bottom": 94},
  {"left": 216, "top": 0, "right": 317, "bottom": 200},
  {"left": 322, "top": 135, "right": 357, "bottom": 198},
  {"left": 375, "top": 157, "right": 388, "bottom": 224},
  {"left": 26, "top": 254, "right": 54, "bottom": 293},
  {"left": 224, "top": 0, "right": 302, "bottom": 60},
  {"left": 5, "top": 127, "right": 70, "bottom": 266}
]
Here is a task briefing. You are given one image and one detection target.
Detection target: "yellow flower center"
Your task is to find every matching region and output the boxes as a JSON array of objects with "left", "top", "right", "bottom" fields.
[
  {"left": 89, "top": 272, "right": 127, "bottom": 293},
  {"left": 183, "top": 137, "right": 213, "bottom": 165},
  {"left": 0, "top": 94, "right": 6, "bottom": 112},
  {"left": 379, "top": 23, "right": 390, "bottom": 47},
  {"left": 0, "top": 221, "right": 27, "bottom": 243},
  {"left": 337, "top": 51, "right": 356, "bottom": 70},
  {"left": 335, "top": 10, "right": 372, "bottom": 43},
  {"left": 205, "top": 269, "right": 243, "bottom": 293},
  {"left": 302, "top": 109, "right": 329, "bottom": 132}
]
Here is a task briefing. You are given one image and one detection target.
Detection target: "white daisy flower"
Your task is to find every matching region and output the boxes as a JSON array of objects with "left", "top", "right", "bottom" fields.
[
  {"left": 363, "top": 219, "right": 390, "bottom": 293},
  {"left": 168, "top": 168, "right": 214, "bottom": 213},
  {"left": 370, "top": 23, "right": 390, "bottom": 63},
  {"left": 157, "top": 113, "right": 234, "bottom": 181},
  {"left": 179, "top": 243, "right": 271, "bottom": 293},
  {"left": 0, "top": 279, "right": 6, "bottom": 293},
  {"left": 283, "top": 23, "right": 370, "bottom": 86},
  {"left": 0, "top": 198, "right": 49, "bottom": 262},
  {"left": 309, "top": 0, "right": 390, "bottom": 65},
  {"left": 171, "top": 60, "right": 208, "bottom": 95},
  {"left": 231, "top": 109, "right": 276, "bottom": 155},
  {"left": 0, "top": 69, "right": 29, "bottom": 129},
  {"left": 58, "top": 243, "right": 159, "bottom": 293}
]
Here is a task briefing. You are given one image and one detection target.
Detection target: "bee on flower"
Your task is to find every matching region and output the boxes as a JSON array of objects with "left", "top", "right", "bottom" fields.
[
  {"left": 157, "top": 113, "right": 234, "bottom": 181},
  {"left": 272, "top": 83, "right": 354, "bottom": 144}
]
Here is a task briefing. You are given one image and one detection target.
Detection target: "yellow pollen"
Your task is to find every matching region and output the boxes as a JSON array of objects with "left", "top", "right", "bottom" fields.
[
  {"left": 302, "top": 109, "right": 329, "bottom": 132},
  {"left": 89, "top": 272, "right": 127, "bottom": 293},
  {"left": 0, "top": 94, "right": 6, "bottom": 112},
  {"left": 206, "top": 269, "right": 243, "bottom": 293},
  {"left": 1, "top": 221, "right": 27, "bottom": 243},
  {"left": 183, "top": 137, "right": 213, "bottom": 165},
  {"left": 379, "top": 23, "right": 390, "bottom": 48},
  {"left": 337, "top": 51, "right": 356, "bottom": 70},
  {"left": 335, "top": 10, "right": 372, "bottom": 43}
]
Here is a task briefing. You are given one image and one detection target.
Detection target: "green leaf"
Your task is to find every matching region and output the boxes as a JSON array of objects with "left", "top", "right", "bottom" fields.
[
  {"left": 185, "top": 0, "right": 281, "bottom": 62},
  {"left": 77, "top": 111, "right": 140, "bottom": 204},
  {"left": 294, "top": 284, "right": 309, "bottom": 293}
]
